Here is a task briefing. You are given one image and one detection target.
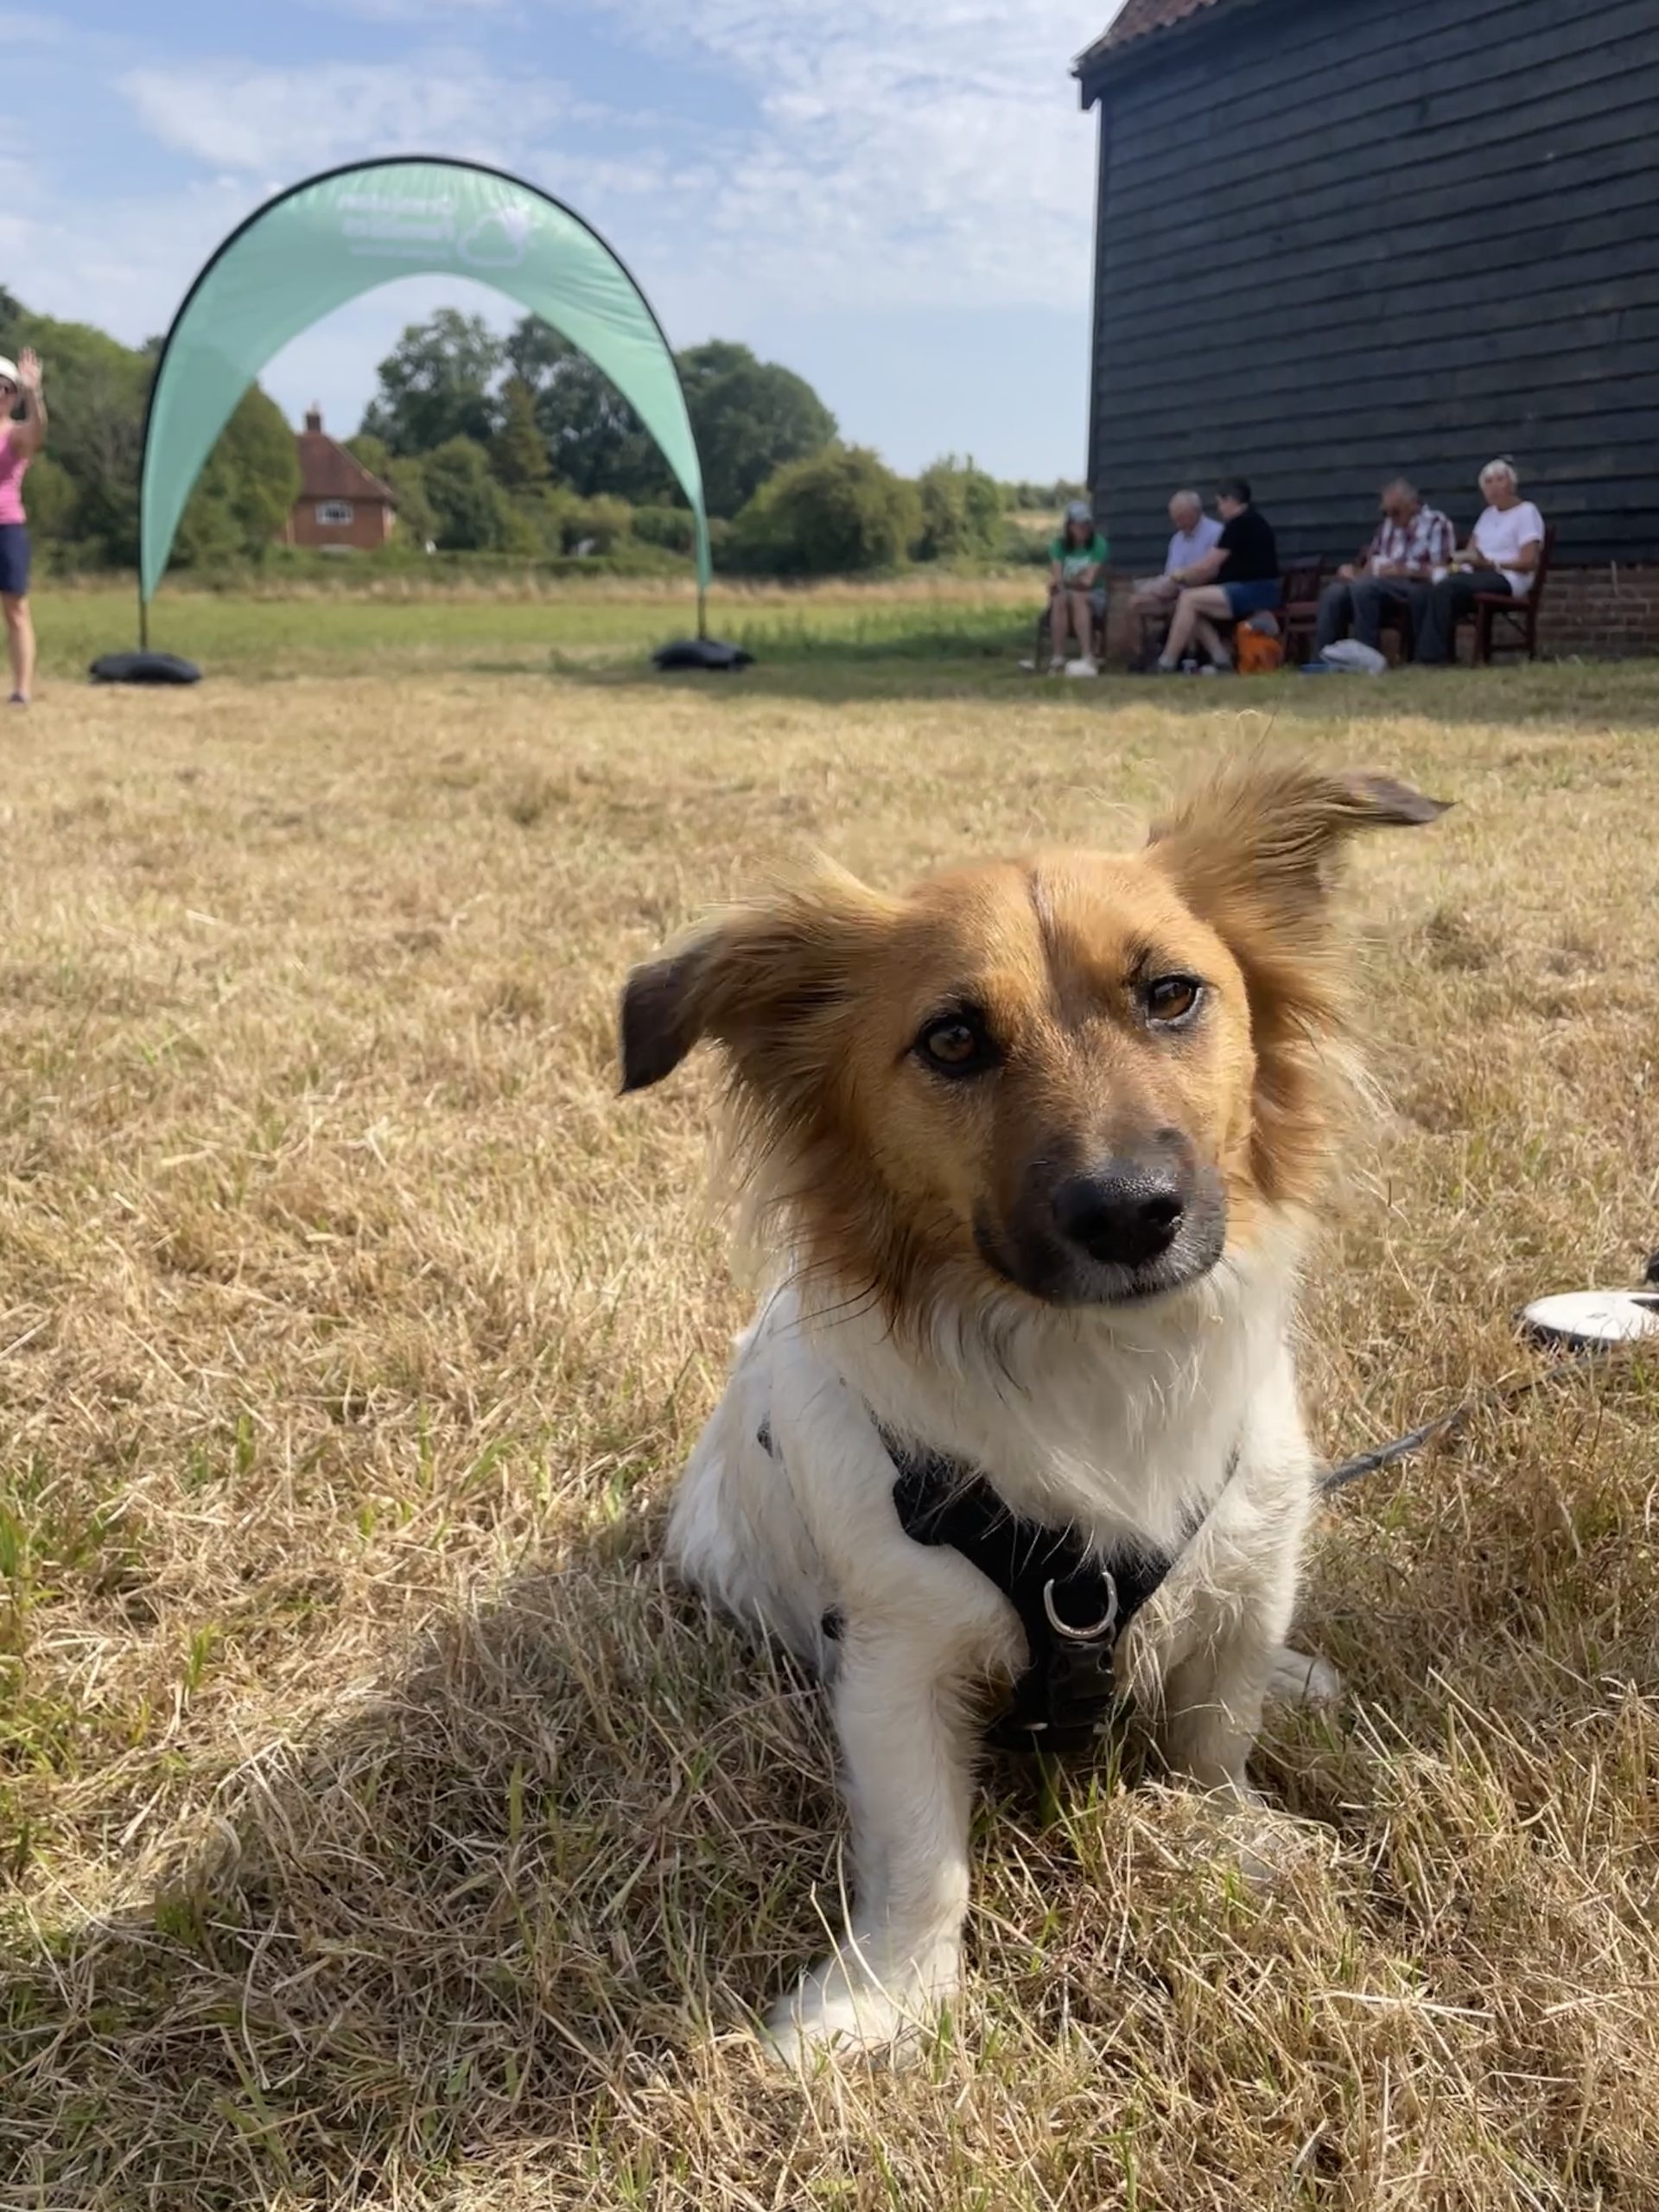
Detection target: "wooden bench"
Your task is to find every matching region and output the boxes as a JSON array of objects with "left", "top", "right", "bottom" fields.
[
  {"left": 1283, "top": 553, "right": 1427, "bottom": 665},
  {"left": 1279, "top": 560, "right": 1328, "bottom": 666},
  {"left": 1472, "top": 523, "right": 1556, "bottom": 664}
]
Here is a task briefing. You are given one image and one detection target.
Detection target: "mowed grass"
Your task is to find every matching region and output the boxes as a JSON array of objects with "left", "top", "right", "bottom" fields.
[{"left": 3, "top": 597, "right": 1658, "bottom": 2209}]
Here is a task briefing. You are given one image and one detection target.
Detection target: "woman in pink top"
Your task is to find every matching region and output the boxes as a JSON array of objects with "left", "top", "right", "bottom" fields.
[{"left": 0, "top": 346, "right": 48, "bottom": 704}]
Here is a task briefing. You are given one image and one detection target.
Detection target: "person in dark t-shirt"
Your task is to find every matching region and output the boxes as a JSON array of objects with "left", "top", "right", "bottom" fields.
[{"left": 1149, "top": 477, "right": 1281, "bottom": 673}]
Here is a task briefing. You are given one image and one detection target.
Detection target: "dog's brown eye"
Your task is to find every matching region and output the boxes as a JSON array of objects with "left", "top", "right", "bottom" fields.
[
  {"left": 1145, "top": 975, "right": 1205, "bottom": 1026},
  {"left": 917, "top": 1014, "right": 994, "bottom": 1075}
]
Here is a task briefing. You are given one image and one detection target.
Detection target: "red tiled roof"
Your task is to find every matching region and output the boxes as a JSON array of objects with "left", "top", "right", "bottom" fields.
[
  {"left": 295, "top": 411, "right": 397, "bottom": 505},
  {"left": 1080, "top": 0, "right": 1230, "bottom": 63}
]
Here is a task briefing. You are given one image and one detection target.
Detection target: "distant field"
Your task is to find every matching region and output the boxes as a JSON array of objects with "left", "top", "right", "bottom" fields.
[
  {"left": 3, "top": 613, "right": 1657, "bottom": 2208},
  {"left": 39, "top": 575, "right": 1043, "bottom": 681}
]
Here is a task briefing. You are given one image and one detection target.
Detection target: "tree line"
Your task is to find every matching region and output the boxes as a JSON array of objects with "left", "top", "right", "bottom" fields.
[
  {"left": 0, "top": 289, "right": 300, "bottom": 573},
  {"left": 0, "top": 289, "right": 1083, "bottom": 579}
]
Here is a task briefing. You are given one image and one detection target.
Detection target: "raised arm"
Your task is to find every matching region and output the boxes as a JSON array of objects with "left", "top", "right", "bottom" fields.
[{"left": 11, "top": 349, "right": 46, "bottom": 458}]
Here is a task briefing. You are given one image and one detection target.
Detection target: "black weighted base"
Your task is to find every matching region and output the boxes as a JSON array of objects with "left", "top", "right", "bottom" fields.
[
  {"left": 651, "top": 637, "right": 753, "bottom": 672},
  {"left": 90, "top": 652, "right": 202, "bottom": 685}
]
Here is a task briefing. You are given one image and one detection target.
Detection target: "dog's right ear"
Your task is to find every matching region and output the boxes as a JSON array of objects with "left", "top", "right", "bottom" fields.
[{"left": 618, "top": 863, "right": 897, "bottom": 1096}]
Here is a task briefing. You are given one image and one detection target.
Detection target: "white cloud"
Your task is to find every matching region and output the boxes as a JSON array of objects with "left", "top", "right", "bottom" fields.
[
  {"left": 111, "top": 6, "right": 1110, "bottom": 319},
  {"left": 531, "top": 0, "right": 1109, "bottom": 314},
  {"left": 117, "top": 56, "right": 582, "bottom": 175}
]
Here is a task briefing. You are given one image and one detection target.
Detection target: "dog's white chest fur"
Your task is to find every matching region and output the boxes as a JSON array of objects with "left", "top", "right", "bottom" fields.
[{"left": 669, "top": 1231, "right": 1311, "bottom": 1681}]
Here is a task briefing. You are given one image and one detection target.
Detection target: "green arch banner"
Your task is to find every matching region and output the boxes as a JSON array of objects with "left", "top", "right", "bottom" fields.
[{"left": 139, "top": 156, "right": 711, "bottom": 618}]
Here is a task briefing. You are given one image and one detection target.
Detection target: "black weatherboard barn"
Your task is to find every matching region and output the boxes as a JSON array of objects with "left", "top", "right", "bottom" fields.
[{"left": 1077, "top": 0, "right": 1659, "bottom": 579}]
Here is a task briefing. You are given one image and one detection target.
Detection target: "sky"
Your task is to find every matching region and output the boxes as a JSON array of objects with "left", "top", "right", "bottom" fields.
[{"left": 0, "top": 0, "right": 1126, "bottom": 480}]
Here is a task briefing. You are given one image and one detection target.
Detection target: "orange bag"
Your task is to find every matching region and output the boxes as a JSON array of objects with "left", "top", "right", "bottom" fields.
[{"left": 1236, "top": 619, "right": 1283, "bottom": 675}]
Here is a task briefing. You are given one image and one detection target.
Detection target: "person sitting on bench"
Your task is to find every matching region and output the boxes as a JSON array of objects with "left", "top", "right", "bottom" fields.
[
  {"left": 1046, "top": 500, "right": 1109, "bottom": 675},
  {"left": 1130, "top": 489, "right": 1223, "bottom": 640},
  {"left": 1414, "top": 458, "right": 1545, "bottom": 666},
  {"left": 1151, "top": 478, "right": 1280, "bottom": 674},
  {"left": 1315, "top": 478, "right": 1453, "bottom": 658}
]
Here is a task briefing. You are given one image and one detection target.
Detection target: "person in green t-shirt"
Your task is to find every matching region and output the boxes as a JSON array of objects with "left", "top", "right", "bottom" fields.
[{"left": 1047, "top": 501, "right": 1109, "bottom": 673}]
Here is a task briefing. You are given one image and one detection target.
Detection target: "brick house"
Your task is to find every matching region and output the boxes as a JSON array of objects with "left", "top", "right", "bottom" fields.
[{"left": 281, "top": 406, "right": 397, "bottom": 551}]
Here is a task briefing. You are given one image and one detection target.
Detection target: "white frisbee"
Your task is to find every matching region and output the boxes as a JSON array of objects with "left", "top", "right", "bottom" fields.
[{"left": 1518, "top": 1289, "right": 1659, "bottom": 1350}]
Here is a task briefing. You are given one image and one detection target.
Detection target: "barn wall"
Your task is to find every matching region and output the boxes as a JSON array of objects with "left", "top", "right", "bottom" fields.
[{"left": 1084, "top": 0, "right": 1659, "bottom": 571}]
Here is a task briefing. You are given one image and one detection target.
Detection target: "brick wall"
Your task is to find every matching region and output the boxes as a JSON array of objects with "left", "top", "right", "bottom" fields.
[
  {"left": 285, "top": 499, "right": 396, "bottom": 553},
  {"left": 1535, "top": 563, "right": 1659, "bottom": 658}
]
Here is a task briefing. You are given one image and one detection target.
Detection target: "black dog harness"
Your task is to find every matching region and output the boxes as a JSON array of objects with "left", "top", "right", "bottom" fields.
[{"left": 758, "top": 1417, "right": 1232, "bottom": 1758}]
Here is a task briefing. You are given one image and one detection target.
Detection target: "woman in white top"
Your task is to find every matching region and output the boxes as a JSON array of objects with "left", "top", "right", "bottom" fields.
[{"left": 1414, "top": 458, "right": 1545, "bottom": 664}]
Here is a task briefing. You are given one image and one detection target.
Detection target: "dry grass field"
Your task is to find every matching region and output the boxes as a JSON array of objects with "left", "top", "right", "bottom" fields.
[{"left": 3, "top": 601, "right": 1658, "bottom": 2209}]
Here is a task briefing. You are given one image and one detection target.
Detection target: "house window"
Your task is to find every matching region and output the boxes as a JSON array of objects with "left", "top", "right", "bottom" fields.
[{"left": 316, "top": 500, "right": 354, "bottom": 524}]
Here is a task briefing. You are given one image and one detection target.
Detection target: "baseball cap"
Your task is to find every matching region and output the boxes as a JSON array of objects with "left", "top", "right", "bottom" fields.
[{"left": 1064, "top": 499, "right": 1093, "bottom": 524}]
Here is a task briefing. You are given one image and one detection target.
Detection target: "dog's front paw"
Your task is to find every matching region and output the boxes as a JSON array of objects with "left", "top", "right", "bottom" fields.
[
  {"left": 760, "top": 1950, "right": 957, "bottom": 2069},
  {"left": 1267, "top": 1646, "right": 1342, "bottom": 1708}
]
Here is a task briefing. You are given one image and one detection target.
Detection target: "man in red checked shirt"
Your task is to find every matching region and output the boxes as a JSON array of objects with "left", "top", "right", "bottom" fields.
[{"left": 1314, "top": 478, "right": 1454, "bottom": 658}]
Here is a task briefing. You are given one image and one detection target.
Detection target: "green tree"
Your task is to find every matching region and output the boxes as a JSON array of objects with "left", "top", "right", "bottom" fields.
[
  {"left": 912, "top": 455, "right": 1004, "bottom": 562},
  {"left": 490, "top": 375, "right": 550, "bottom": 492},
  {"left": 562, "top": 493, "right": 632, "bottom": 556},
  {"left": 511, "top": 482, "right": 576, "bottom": 556},
  {"left": 505, "top": 318, "right": 664, "bottom": 500},
  {"left": 22, "top": 454, "right": 77, "bottom": 540},
  {"left": 727, "top": 446, "right": 919, "bottom": 577},
  {"left": 175, "top": 386, "right": 301, "bottom": 568},
  {"left": 1006, "top": 477, "right": 1087, "bottom": 512},
  {"left": 346, "top": 431, "right": 394, "bottom": 480},
  {"left": 502, "top": 320, "right": 837, "bottom": 514},
  {"left": 385, "top": 456, "right": 438, "bottom": 548},
  {"left": 419, "top": 435, "right": 523, "bottom": 550},
  {"left": 360, "top": 309, "right": 504, "bottom": 456},
  {"left": 678, "top": 342, "right": 836, "bottom": 518}
]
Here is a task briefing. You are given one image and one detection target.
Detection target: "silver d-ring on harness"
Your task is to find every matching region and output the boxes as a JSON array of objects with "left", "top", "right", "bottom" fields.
[{"left": 1042, "top": 1571, "right": 1119, "bottom": 1643}]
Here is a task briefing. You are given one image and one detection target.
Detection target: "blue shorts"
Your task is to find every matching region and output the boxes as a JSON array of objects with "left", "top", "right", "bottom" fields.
[
  {"left": 1224, "top": 578, "right": 1281, "bottom": 618},
  {"left": 0, "top": 524, "right": 29, "bottom": 598}
]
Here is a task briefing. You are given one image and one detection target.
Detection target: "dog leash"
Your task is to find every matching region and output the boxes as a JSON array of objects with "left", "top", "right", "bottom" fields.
[
  {"left": 1320, "top": 1343, "right": 1630, "bottom": 1493},
  {"left": 1321, "top": 1254, "right": 1659, "bottom": 1495}
]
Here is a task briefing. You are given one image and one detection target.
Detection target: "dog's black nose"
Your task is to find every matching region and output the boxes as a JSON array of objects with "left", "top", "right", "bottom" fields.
[{"left": 1054, "top": 1160, "right": 1185, "bottom": 1268}]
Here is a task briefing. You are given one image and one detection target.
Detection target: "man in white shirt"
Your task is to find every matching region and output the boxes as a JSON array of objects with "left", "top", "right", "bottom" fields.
[
  {"left": 1414, "top": 458, "right": 1547, "bottom": 664},
  {"left": 1130, "top": 490, "right": 1224, "bottom": 632}
]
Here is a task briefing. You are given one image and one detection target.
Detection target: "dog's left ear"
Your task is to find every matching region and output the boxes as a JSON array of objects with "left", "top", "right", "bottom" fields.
[
  {"left": 619, "top": 862, "right": 895, "bottom": 1096},
  {"left": 1148, "top": 762, "right": 1452, "bottom": 1202},
  {"left": 619, "top": 938, "right": 714, "bottom": 1093},
  {"left": 1147, "top": 760, "right": 1451, "bottom": 928}
]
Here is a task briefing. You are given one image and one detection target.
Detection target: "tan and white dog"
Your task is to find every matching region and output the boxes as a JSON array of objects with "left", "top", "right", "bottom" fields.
[{"left": 620, "top": 760, "right": 1446, "bottom": 2060}]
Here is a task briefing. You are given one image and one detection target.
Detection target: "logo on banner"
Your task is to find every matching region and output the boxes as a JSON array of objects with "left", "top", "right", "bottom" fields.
[
  {"left": 337, "top": 192, "right": 535, "bottom": 268},
  {"left": 458, "top": 207, "right": 535, "bottom": 269}
]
